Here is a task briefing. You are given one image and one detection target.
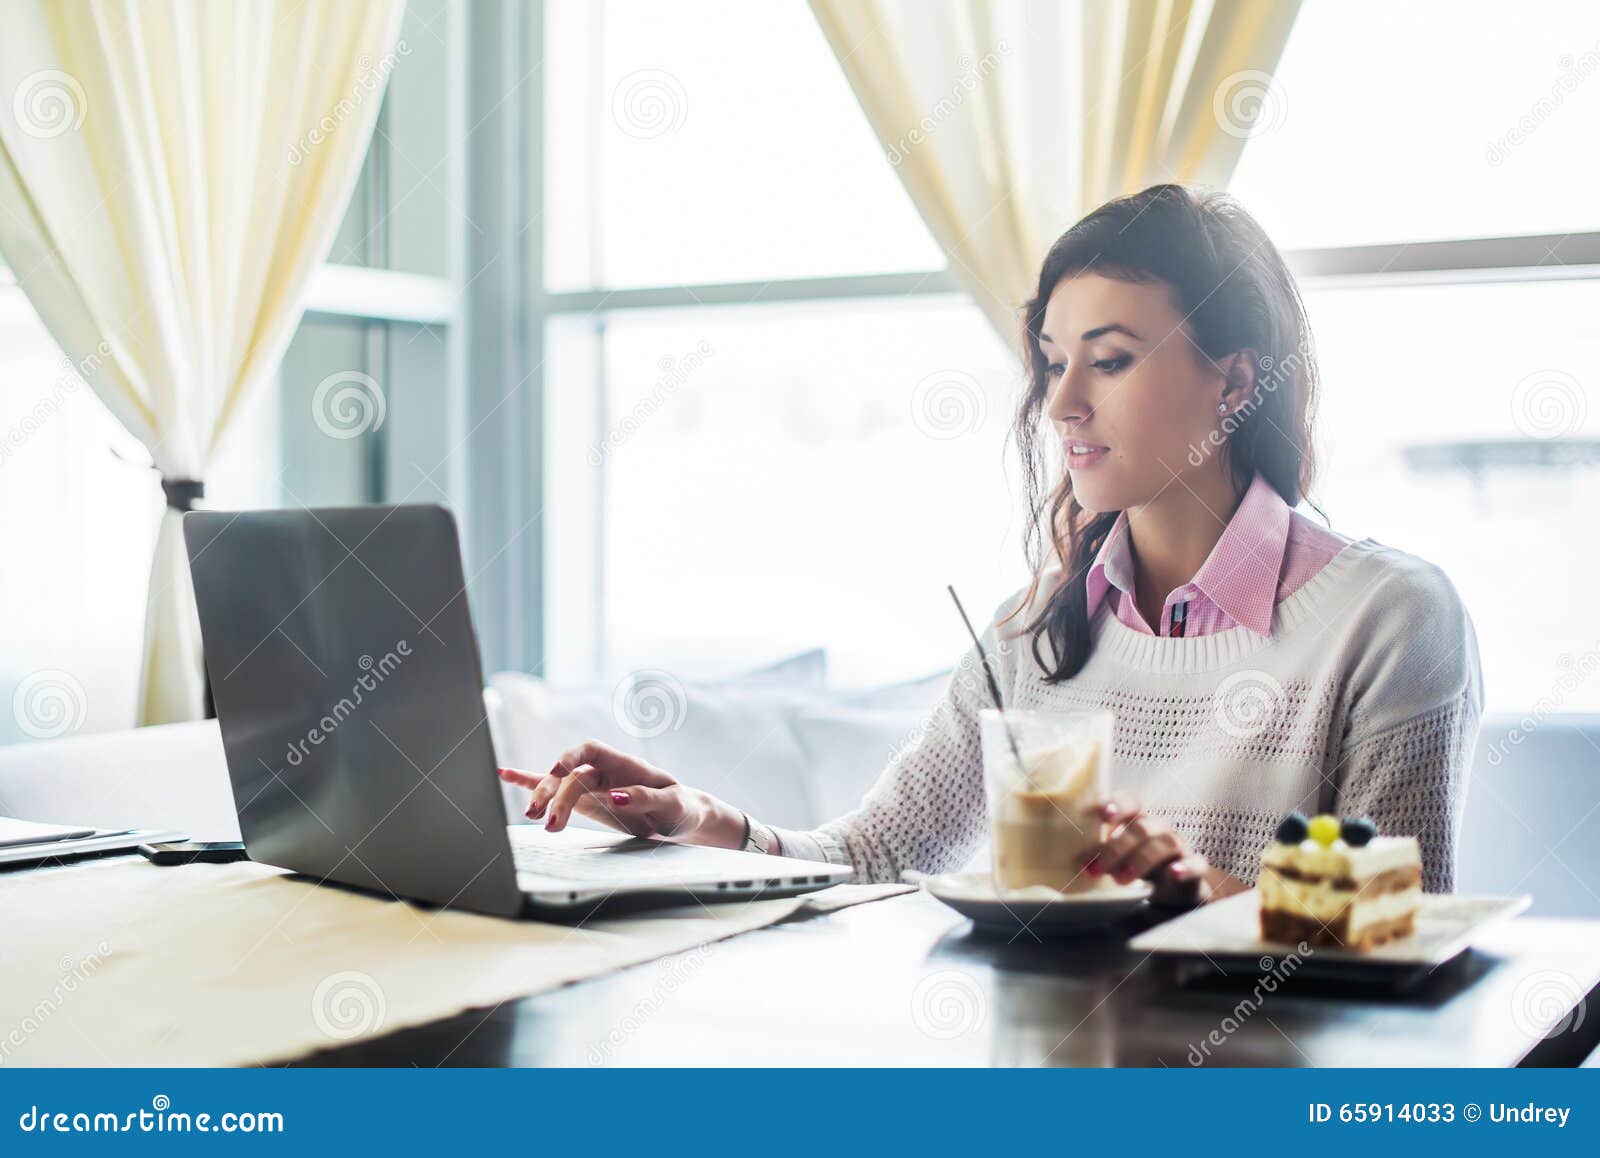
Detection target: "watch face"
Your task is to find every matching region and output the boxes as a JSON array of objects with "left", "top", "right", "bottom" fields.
[{"left": 747, "top": 822, "right": 772, "bottom": 854}]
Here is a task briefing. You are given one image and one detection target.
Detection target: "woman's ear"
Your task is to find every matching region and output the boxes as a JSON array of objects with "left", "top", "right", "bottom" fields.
[{"left": 1219, "top": 348, "right": 1260, "bottom": 412}]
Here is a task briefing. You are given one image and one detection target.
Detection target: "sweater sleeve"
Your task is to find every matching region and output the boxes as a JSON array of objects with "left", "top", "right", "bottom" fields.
[
  {"left": 771, "top": 591, "right": 1028, "bottom": 883},
  {"left": 1328, "top": 560, "right": 1485, "bottom": 893}
]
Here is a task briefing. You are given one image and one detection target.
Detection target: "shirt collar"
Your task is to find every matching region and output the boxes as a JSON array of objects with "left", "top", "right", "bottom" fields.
[{"left": 1084, "top": 473, "right": 1292, "bottom": 637}]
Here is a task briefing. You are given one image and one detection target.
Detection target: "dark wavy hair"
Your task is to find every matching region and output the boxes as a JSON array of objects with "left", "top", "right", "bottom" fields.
[{"left": 1003, "top": 183, "right": 1320, "bottom": 682}]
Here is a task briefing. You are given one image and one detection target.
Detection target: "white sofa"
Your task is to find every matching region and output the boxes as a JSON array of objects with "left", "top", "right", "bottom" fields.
[
  {"left": 486, "top": 652, "right": 945, "bottom": 831},
  {"left": 2, "top": 671, "right": 1596, "bottom": 917},
  {"left": 0, "top": 719, "right": 242, "bottom": 841},
  {"left": 1456, "top": 713, "right": 1600, "bottom": 917}
]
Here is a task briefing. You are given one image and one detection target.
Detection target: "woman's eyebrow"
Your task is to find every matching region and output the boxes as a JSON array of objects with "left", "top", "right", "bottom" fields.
[
  {"left": 1039, "top": 323, "right": 1141, "bottom": 345},
  {"left": 1081, "top": 323, "right": 1140, "bottom": 342}
]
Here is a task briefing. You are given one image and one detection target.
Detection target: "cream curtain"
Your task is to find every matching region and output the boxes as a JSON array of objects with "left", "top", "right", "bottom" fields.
[
  {"left": 808, "top": 0, "right": 1302, "bottom": 343},
  {"left": 0, "top": 0, "right": 406, "bottom": 724}
]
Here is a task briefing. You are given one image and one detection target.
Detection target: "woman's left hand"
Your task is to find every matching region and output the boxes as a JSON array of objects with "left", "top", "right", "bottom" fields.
[{"left": 1088, "top": 792, "right": 1218, "bottom": 907}]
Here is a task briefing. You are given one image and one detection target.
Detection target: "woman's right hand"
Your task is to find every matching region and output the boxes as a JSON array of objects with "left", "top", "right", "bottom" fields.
[{"left": 498, "top": 740, "right": 748, "bottom": 849}]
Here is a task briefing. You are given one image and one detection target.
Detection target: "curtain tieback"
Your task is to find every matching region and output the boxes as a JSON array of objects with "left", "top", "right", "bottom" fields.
[{"left": 160, "top": 477, "right": 205, "bottom": 512}]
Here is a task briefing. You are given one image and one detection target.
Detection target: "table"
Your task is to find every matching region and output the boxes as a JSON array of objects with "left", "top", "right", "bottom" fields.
[{"left": 299, "top": 892, "right": 1600, "bottom": 1067}]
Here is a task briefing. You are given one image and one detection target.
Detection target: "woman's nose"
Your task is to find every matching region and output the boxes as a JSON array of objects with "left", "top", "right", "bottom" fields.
[{"left": 1046, "top": 368, "right": 1090, "bottom": 425}]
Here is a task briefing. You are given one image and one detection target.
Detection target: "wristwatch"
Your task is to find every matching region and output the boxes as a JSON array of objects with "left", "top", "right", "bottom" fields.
[{"left": 740, "top": 811, "right": 776, "bottom": 855}]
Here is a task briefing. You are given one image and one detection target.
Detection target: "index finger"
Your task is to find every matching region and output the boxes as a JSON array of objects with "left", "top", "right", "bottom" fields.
[
  {"left": 498, "top": 766, "right": 548, "bottom": 790},
  {"left": 554, "top": 740, "right": 675, "bottom": 789}
]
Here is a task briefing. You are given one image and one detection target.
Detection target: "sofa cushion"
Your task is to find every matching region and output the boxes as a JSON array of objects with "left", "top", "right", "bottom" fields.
[
  {"left": 0, "top": 720, "right": 241, "bottom": 840},
  {"left": 489, "top": 654, "right": 950, "bottom": 833},
  {"left": 789, "top": 704, "right": 930, "bottom": 823},
  {"left": 1459, "top": 712, "right": 1600, "bottom": 916},
  {"left": 490, "top": 669, "right": 824, "bottom": 829}
]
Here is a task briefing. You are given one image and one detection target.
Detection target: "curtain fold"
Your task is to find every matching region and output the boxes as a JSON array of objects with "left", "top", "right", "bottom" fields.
[
  {"left": 0, "top": 0, "right": 406, "bottom": 724},
  {"left": 808, "top": 0, "right": 1302, "bottom": 344}
]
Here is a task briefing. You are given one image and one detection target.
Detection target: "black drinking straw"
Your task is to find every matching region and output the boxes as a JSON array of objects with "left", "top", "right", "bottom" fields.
[{"left": 947, "top": 585, "right": 1025, "bottom": 769}]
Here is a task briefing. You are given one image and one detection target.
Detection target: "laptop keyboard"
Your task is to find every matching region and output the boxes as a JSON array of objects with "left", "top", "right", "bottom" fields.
[{"left": 507, "top": 828, "right": 838, "bottom": 892}]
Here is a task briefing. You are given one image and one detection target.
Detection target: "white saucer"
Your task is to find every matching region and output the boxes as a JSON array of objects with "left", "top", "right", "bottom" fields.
[{"left": 914, "top": 871, "right": 1153, "bottom": 934}]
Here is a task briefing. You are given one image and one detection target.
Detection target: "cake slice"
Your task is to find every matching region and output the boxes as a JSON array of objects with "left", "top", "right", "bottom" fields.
[{"left": 1258, "top": 813, "right": 1422, "bottom": 951}]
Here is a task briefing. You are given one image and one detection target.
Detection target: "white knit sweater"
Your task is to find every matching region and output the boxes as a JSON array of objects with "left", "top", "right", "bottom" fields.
[{"left": 773, "top": 539, "right": 1483, "bottom": 894}]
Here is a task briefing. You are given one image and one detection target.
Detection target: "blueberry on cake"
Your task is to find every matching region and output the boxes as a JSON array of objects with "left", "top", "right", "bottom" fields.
[{"left": 1258, "top": 812, "right": 1422, "bottom": 950}]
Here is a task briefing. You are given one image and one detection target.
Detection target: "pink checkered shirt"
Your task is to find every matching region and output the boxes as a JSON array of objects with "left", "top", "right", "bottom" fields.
[{"left": 1086, "top": 474, "right": 1350, "bottom": 638}]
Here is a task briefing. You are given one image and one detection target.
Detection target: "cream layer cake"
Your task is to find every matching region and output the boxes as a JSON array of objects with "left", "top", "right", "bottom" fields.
[{"left": 1258, "top": 812, "right": 1422, "bottom": 951}]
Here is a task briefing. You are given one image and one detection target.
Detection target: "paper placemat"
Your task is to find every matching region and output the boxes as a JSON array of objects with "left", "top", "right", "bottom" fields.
[{"left": 0, "top": 858, "right": 911, "bottom": 1067}]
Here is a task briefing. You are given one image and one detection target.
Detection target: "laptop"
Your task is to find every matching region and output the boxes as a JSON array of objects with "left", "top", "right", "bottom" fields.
[{"left": 182, "top": 504, "right": 850, "bottom": 918}]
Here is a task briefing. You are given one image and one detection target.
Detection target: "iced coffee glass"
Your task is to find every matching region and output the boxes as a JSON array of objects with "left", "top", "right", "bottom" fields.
[{"left": 980, "top": 709, "right": 1113, "bottom": 894}]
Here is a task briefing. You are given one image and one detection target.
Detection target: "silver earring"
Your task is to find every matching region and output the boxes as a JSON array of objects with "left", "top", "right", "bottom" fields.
[{"left": 1216, "top": 402, "right": 1228, "bottom": 414}]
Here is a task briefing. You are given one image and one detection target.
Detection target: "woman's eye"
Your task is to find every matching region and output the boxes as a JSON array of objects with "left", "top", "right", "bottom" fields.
[
  {"left": 1094, "top": 355, "right": 1131, "bottom": 373},
  {"left": 1046, "top": 362, "right": 1066, "bottom": 379}
]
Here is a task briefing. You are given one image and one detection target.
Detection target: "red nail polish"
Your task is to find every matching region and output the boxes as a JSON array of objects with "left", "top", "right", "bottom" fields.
[
  {"left": 548, "top": 761, "right": 566, "bottom": 777},
  {"left": 609, "top": 790, "right": 630, "bottom": 806},
  {"left": 1114, "top": 870, "right": 1132, "bottom": 885},
  {"left": 1085, "top": 856, "right": 1102, "bottom": 876}
]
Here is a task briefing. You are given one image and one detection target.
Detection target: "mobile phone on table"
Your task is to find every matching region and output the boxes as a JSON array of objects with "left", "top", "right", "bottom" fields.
[{"left": 137, "top": 840, "right": 249, "bottom": 865}]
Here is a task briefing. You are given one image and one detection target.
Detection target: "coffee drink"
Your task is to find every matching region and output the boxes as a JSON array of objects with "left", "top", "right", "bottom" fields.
[{"left": 980, "top": 710, "right": 1112, "bottom": 894}]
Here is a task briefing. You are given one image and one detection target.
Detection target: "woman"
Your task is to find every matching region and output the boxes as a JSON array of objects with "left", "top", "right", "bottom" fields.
[{"left": 502, "top": 183, "right": 1484, "bottom": 907}]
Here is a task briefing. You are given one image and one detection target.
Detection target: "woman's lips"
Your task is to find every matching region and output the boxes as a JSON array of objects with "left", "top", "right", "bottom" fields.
[{"left": 1064, "top": 440, "right": 1110, "bottom": 468}]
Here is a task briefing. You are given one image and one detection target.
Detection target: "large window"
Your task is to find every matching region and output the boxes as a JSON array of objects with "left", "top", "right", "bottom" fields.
[
  {"left": 6, "top": 0, "right": 1598, "bottom": 747},
  {"left": 540, "top": 0, "right": 1600, "bottom": 713}
]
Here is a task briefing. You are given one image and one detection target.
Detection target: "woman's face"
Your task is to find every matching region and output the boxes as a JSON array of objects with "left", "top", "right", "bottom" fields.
[{"left": 1038, "top": 273, "right": 1240, "bottom": 514}]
